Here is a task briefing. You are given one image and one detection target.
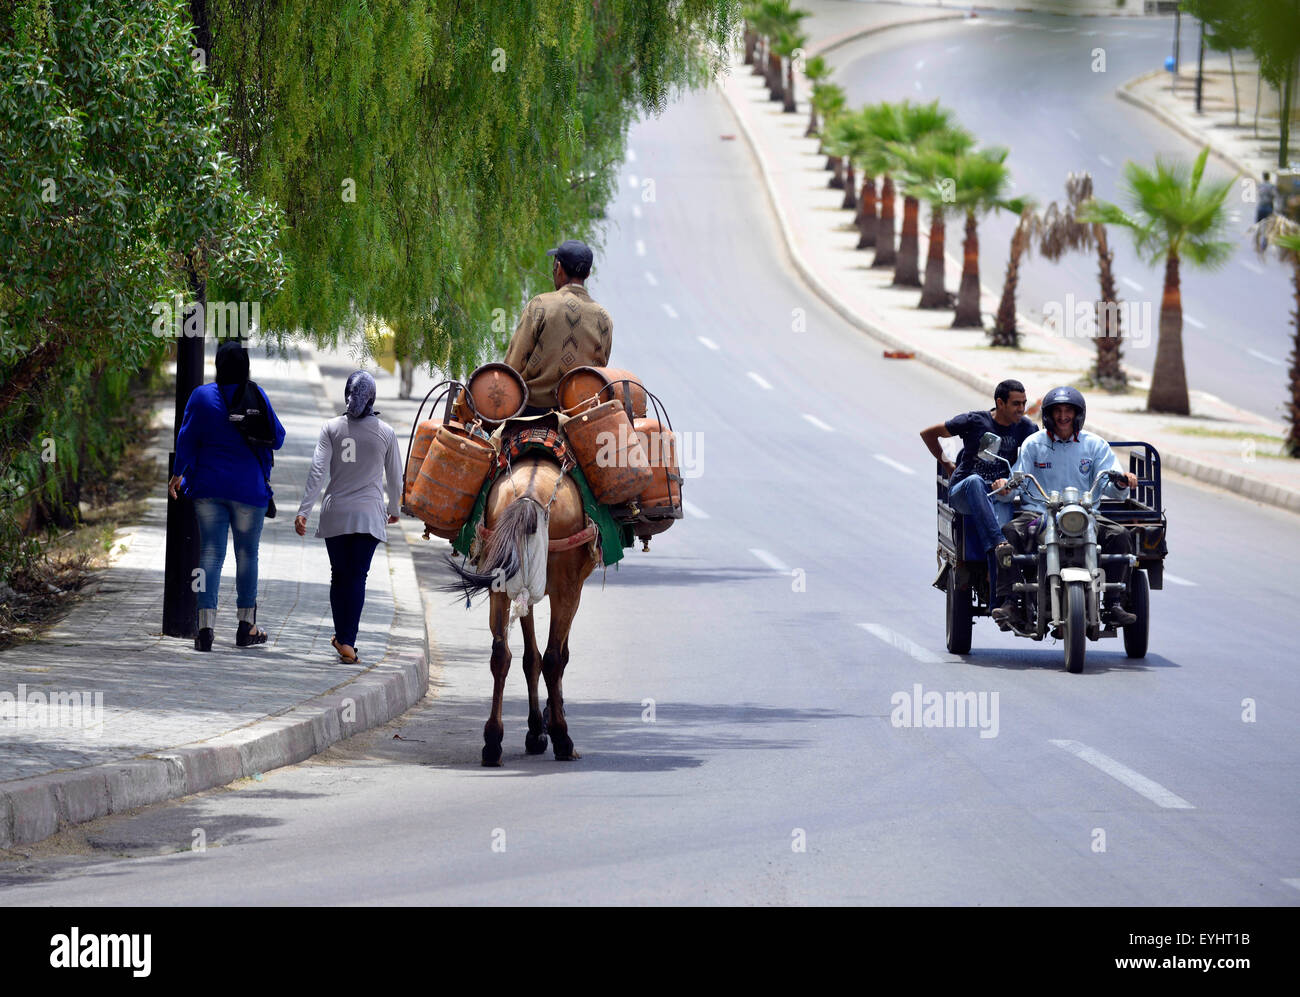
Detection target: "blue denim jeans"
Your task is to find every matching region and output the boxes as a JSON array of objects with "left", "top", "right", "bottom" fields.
[
  {"left": 948, "top": 475, "right": 1011, "bottom": 555},
  {"left": 193, "top": 498, "right": 266, "bottom": 627}
]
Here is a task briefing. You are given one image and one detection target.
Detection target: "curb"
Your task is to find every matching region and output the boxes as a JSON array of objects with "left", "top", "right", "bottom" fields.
[
  {"left": 719, "top": 48, "right": 1300, "bottom": 517},
  {"left": 1116, "top": 71, "right": 1257, "bottom": 179},
  {"left": 0, "top": 352, "right": 432, "bottom": 852},
  {"left": 806, "top": 10, "right": 965, "bottom": 60}
]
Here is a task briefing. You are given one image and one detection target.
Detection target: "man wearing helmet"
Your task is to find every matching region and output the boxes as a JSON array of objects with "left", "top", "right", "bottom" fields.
[{"left": 990, "top": 386, "right": 1139, "bottom": 628}]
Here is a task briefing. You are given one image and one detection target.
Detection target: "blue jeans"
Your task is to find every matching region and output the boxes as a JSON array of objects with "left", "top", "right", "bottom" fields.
[
  {"left": 325, "top": 534, "right": 381, "bottom": 647},
  {"left": 193, "top": 498, "right": 266, "bottom": 625},
  {"left": 948, "top": 475, "right": 1011, "bottom": 555}
]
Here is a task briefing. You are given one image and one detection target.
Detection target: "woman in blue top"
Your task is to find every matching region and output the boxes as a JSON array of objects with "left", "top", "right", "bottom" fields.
[{"left": 168, "top": 341, "right": 286, "bottom": 651}]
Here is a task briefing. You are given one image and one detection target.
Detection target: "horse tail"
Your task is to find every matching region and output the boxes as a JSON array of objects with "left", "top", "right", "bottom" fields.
[{"left": 443, "top": 497, "right": 546, "bottom": 605}]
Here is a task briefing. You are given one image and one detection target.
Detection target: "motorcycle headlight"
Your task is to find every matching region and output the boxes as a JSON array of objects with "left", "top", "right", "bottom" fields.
[{"left": 1058, "top": 505, "right": 1088, "bottom": 536}]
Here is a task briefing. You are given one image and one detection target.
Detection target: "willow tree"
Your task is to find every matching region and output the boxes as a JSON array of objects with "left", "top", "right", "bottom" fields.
[{"left": 206, "top": 0, "right": 742, "bottom": 373}]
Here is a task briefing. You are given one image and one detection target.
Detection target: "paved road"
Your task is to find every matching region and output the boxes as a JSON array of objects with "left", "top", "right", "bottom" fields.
[
  {"left": 2, "top": 85, "right": 1297, "bottom": 904},
  {"left": 828, "top": 10, "right": 1294, "bottom": 415}
]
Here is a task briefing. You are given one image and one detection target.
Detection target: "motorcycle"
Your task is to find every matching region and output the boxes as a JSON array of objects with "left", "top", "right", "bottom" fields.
[{"left": 935, "top": 433, "right": 1168, "bottom": 673}]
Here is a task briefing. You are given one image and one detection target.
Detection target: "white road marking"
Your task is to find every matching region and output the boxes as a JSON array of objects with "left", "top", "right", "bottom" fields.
[
  {"left": 1161, "top": 572, "right": 1197, "bottom": 587},
  {"left": 750, "top": 548, "right": 791, "bottom": 573},
  {"left": 1283, "top": 878, "right": 1300, "bottom": 892},
  {"left": 626, "top": 147, "right": 637, "bottom": 162},
  {"left": 1121, "top": 276, "right": 1144, "bottom": 292},
  {"left": 628, "top": 173, "right": 639, "bottom": 187},
  {"left": 1050, "top": 740, "right": 1195, "bottom": 809},
  {"left": 747, "top": 371, "right": 773, "bottom": 390},
  {"left": 802, "top": 413, "right": 835, "bottom": 433},
  {"left": 1067, "top": 127, "right": 1081, "bottom": 141},
  {"left": 662, "top": 302, "right": 678, "bottom": 319},
  {"left": 697, "top": 335, "right": 719, "bottom": 351},
  {"left": 857, "top": 623, "right": 943, "bottom": 664},
  {"left": 1184, "top": 314, "right": 1205, "bottom": 329},
  {"left": 1248, "top": 348, "right": 1284, "bottom": 367},
  {"left": 874, "top": 454, "right": 916, "bottom": 475},
  {"left": 682, "top": 499, "right": 709, "bottom": 519},
  {"left": 644, "top": 270, "right": 658, "bottom": 286},
  {"left": 1098, "top": 153, "right": 1114, "bottom": 167},
  {"left": 635, "top": 239, "right": 646, "bottom": 257},
  {"left": 1240, "top": 258, "right": 1264, "bottom": 275},
  {"left": 632, "top": 204, "right": 642, "bottom": 218},
  {"left": 1050, "top": 27, "right": 1075, "bottom": 33},
  {"left": 915, "top": 59, "right": 925, "bottom": 70}
]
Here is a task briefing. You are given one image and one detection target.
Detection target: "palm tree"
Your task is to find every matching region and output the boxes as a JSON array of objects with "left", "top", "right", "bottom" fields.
[
  {"left": 990, "top": 199, "right": 1042, "bottom": 348},
  {"left": 1040, "top": 172, "right": 1127, "bottom": 389},
  {"left": 757, "top": 1, "right": 805, "bottom": 104},
  {"left": 859, "top": 102, "right": 902, "bottom": 270},
  {"left": 947, "top": 147, "right": 1014, "bottom": 329},
  {"left": 812, "top": 83, "right": 847, "bottom": 187},
  {"left": 895, "top": 147, "right": 957, "bottom": 308},
  {"left": 889, "top": 102, "right": 960, "bottom": 288},
  {"left": 774, "top": 28, "right": 808, "bottom": 114},
  {"left": 803, "top": 55, "right": 829, "bottom": 136},
  {"left": 823, "top": 110, "right": 870, "bottom": 211},
  {"left": 1257, "top": 213, "right": 1300, "bottom": 456},
  {"left": 742, "top": 1, "right": 762, "bottom": 66},
  {"left": 1081, "top": 147, "right": 1234, "bottom": 414}
]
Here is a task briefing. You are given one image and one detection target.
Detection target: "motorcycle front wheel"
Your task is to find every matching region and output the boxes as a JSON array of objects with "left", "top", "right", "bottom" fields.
[{"left": 1064, "top": 580, "right": 1086, "bottom": 674}]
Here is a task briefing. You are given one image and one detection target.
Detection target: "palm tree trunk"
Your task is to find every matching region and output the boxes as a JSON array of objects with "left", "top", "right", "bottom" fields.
[
  {"left": 893, "top": 195, "right": 921, "bottom": 287},
  {"left": 768, "top": 50, "right": 783, "bottom": 102},
  {"left": 841, "top": 161, "right": 857, "bottom": 211},
  {"left": 872, "top": 174, "right": 897, "bottom": 269},
  {"left": 919, "top": 209, "right": 949, "bottom": 308},
  {"left": 991, "top": 222, "right": 1025, "bottom": 347},
  {"left": 952, "top": 212, "right": 983, "bottom": 328},
  {"left": 784, "top": 63, "right": 797, "bottom": 113},
  {"left": 1147, "top": 250, "right": 1190, "bottom": 414},
  {"left": 828, "top": 155, "right": 844, "bottom": 189},
  {"left": 1093, "top": 225, "right": 1127, "bottom": 388},
  {"left": 856, "top": 176, "right": 877, "bottom": 249},
  {"left": 806, "top": 105, "right": 819, "bottom": 138},
  {"left": 744, "top": 27, "right": 757, "bottom": 65}
]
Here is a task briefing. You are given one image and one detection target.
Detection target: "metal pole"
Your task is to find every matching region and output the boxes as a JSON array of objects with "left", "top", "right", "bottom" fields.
[
  {"left": 1173, "top": 9, "right": 1181, "bottom": 77},
  {"left": 162, "top": 268, "right": 204, "bottom": 637},
  {"left": 1195, "top": 20, "right": 1205, "bottom": 114}
]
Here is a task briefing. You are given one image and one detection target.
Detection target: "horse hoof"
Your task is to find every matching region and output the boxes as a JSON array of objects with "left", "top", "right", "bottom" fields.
[
  {"left": 482, "top": 742, "right": 503, "bottom": 767},
  {"left": 525, "top": 732, "right": 548, "bottom": 755},
  {"left": 552, "top": 735, "right": 577, "bottom": 761}
]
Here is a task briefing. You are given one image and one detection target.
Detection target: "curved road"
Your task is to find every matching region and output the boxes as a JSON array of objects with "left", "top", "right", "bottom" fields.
[
  {"left": 829, "top": 10, "right": 1294, "bottom": 415},
  {"left": 2, "top": 84, "right": 1297, "bottom": 904}
]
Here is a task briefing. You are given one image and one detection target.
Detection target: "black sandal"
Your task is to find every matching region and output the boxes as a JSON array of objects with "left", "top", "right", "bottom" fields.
[{"left": 236, "top": 620, "right": 268, "bottom": 647}]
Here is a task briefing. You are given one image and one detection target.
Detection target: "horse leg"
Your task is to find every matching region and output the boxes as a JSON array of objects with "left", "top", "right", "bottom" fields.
[
  {"left": 541, "top": 550, "right": 591, "bottom": 761},
  {"left": 483, "top": 592, "right": 512, "bottom": 767},
  {"left": 520, "top": 610, "right": 548, "bottom": 755}
]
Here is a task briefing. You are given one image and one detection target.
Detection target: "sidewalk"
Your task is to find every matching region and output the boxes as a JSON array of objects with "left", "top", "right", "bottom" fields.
[
  {"left": 0, "top": 343, "right": 429, "bottom": 850},
  {"left": 719, "top": 0, "right": 1300, "bottom": 514}
]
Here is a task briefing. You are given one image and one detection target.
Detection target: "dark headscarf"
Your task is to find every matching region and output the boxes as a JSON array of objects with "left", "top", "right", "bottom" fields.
[
  {"left": 344, "top": 370, "right": 377, "bottom": 418},
  {"left": 215, "top": 340, "right": 250, "bottom": 386}
]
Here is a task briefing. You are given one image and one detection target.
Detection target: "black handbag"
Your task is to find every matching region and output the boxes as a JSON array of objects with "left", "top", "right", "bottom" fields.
[{"left": 220, "top": 383, "right": 276, "bottom": 518}]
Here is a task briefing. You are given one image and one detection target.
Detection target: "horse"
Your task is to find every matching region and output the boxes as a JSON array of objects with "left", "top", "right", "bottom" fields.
[{"left": 447, "top": 453, "right": 597, "bottom": 766}]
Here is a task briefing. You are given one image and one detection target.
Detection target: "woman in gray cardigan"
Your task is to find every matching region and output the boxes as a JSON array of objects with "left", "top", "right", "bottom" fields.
[{"left": 295, "top": 371, "right": 403, "bottom": 663}]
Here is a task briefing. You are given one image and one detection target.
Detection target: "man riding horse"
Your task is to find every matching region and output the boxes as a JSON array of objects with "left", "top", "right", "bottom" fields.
[{"left": 451, "top": 240, "right": 615, "bottom": 766}]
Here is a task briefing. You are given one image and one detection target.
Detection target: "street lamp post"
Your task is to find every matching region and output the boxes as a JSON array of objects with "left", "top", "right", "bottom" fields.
[{"left": 1195, "top": 20, "right": 1205, "bottom": 114}]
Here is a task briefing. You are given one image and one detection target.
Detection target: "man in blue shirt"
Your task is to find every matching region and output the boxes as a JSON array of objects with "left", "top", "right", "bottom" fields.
[
  {"left": 920, "top": 379, "right": 1037, "bottom": 596},
  {"left": 990, "top": 386, "right": 1138, "bottom": 628}
]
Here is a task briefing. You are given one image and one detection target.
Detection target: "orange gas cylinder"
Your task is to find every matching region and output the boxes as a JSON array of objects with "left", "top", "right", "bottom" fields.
[
  {"left": 466, "top": 362, "right": 527, "bottom": 424},
  {"left": 404, "top": 419, "right": 440, "bottom": 502},
  {"left": 408, "top": 424, "right": 496, "bottom": 539},
  {"left": 557, "top": 366, "right": 647, "bottom": 417},
  {"left": 564, "top": 399, "right": 652, "bottom": 505},
  {"left": 632, "top": 417, "right": 682, "bottom": 533}
]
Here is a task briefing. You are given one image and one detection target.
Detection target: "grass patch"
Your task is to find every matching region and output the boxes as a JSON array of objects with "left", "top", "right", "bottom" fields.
[{"left": 1163, "top": 426, "right": 1287, "bottom": 444}]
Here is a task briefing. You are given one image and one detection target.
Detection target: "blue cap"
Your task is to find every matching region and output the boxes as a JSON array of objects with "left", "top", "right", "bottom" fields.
[{"left": 546, "top": 239, "right": 594, "bottom": 278}]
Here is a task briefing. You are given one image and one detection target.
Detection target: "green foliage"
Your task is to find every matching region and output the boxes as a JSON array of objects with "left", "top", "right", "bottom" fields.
[{"left": 206, "top": 0, "right": 741, "bottom": 375}]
